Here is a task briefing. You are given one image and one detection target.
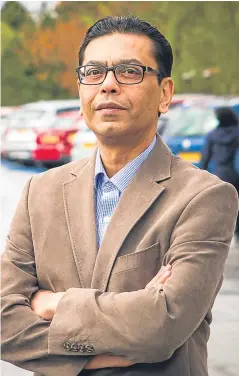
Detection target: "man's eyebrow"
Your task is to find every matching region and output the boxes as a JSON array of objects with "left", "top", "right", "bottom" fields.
[
  {"left": 84, "top": 60, "right": 106, "bottom": 66},
  {"left": 83, "top": 58, "right": 144, "bottom": 66},
  {"left": 117, "top": 59, "right": 144, "bottom": 65}
]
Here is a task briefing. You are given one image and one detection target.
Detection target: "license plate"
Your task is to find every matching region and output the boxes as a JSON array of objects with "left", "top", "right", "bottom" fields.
[
  {"left": 8, "top": 151, "right": 31, "bottom": 160},
  {"left": 40, "top": 135, "right": 60, "bottom": 144},
  {"left": 178, "top": 152, "right": 201, "bottom": 163},
  {"left": 83, "top": 142, "right": 96, "bottom": 149}
]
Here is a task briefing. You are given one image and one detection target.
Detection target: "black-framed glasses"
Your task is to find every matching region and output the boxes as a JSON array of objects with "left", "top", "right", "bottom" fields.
[{"left": 76, "top": 64, "right": 164, "bottom": 85}]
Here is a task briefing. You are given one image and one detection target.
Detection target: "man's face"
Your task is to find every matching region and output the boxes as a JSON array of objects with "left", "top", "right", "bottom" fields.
[{"left": 78, "top": 33, "right": 173, "bottom": 143}]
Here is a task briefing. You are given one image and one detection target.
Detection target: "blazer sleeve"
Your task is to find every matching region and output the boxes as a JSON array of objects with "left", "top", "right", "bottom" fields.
[
  {"left": 48, "top": 181, "right": 238, "bottom": 364},
  {"left": 1, "top": 178, "right": 90, "bottom": 376}
]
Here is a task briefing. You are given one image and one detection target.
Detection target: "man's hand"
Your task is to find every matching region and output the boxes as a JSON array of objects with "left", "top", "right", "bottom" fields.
[
  {"left": 31, "top": 290, "right": 65, "bottom": 320},
  {"left": 145, "top": 264, "right": 172, "bottom": 290}
]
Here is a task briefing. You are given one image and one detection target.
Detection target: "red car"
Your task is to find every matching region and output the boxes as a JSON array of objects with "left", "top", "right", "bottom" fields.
[{"left": 33, "top": 112, "right": 82, "bottom": 167}]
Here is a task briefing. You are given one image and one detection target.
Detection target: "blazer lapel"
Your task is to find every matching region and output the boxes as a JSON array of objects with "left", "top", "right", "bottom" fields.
[
  {"left": 63, "top": 152, "right": 98, "bottom": 288},
  {"left": 91, "top": 137, "right": 173, "bottom": 291}
]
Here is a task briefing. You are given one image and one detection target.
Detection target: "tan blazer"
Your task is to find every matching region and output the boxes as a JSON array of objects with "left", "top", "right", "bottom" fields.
[{"left": 1, "top": 136, "right": 238, "bottom": 376}]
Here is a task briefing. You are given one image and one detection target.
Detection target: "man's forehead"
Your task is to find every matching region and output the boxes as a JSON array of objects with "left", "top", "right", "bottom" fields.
[{"left": 82, "top": 33, "right": 155, "bottom": 65}]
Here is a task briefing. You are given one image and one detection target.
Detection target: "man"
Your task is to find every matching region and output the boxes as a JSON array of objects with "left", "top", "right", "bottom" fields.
[{"left": 1, "top": 15, "right": 238, "bottom": 376}]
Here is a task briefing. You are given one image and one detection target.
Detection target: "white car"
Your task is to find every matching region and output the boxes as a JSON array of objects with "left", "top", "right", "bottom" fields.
[
  {"left": 0, "top": 106, "right": 19, "bottom": 137},
  {"left": 1, "top": 100, "right": 80, "bottom": 162},
  {"left": 71, "top": 118, "right": 97, "bottom": 161}
]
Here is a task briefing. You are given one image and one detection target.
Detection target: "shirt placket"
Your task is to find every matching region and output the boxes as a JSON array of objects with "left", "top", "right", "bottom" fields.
[{"left": 100, "top": 181, "right": 119, "bottom": 241}]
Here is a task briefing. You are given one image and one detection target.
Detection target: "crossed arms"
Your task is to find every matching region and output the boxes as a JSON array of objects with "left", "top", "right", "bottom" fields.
[
  {"left": 1, "top": 178, "right": 238, "bottom": 375},
  {"left": 31, "top": 265, "right": 171, "bottom": 369}
]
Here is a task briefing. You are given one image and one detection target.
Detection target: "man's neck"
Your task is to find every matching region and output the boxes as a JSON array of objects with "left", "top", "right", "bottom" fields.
[{"left": 97, "top": 135, "right": 156, "bottom": 178}]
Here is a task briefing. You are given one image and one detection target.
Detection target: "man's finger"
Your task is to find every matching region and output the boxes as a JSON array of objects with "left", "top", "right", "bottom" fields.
[
  {"left": 145, "top": 266, "right": 171, "bottom": 289},
  {"left": 146, "top": 264, "right": 171, "bottom": 287},
  {"left": 158, "top": 270, "right": 171, "bottom": 284}
]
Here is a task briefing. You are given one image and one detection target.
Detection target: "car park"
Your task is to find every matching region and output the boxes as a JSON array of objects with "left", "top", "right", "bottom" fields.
[{"left": 1, "top": 100, "right": 80, "bottom": 163}]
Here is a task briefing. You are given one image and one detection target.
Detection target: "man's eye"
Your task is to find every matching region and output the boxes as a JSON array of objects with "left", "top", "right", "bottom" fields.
[
  {"left": 120, "top": 67, "right": 141, "bottom": 75},
  {"left": 86, "top": 68, "right": 103, "bottom": 76}
]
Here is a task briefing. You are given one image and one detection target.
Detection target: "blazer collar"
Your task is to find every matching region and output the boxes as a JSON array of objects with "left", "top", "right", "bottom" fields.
[{"left": 70, "top": 134, "right": 172, "bottom": 183}]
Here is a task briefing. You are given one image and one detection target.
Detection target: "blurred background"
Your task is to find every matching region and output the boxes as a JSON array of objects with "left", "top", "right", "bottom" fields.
[{"left": 1, "top": 1, "right": 239, "bottom": 376}]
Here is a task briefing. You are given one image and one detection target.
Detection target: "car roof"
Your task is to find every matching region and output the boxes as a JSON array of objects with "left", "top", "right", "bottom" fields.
[
  {"left": 182, "top": 98, "right": 230, "bottom": 109},
  {"left": 21, "top": 99, "right": 80, "bottom": 111}
]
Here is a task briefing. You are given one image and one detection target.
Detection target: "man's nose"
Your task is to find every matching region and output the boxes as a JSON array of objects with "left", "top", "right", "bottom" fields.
[{"left": 100, "top": 71, "right": 121, "bottom": 94}]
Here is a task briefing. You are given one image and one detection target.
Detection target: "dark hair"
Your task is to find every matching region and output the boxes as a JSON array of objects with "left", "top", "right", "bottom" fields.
[
  {"left": 215, "top": 107, "right": 239, "bottom": 128},
  {"left": 78, "top": 15, "right": 173, "bottom": 82}
]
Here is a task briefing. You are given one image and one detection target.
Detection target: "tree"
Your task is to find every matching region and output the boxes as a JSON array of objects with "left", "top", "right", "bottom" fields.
[
  {"left": 20, "top": 17, "right": 88, "bottom": 97},
  {"left": 1, "top": 9, "right": 68, "bottom": 105},
  {"left": 1, "top": 1, "right": 35, "bottom": 31}
]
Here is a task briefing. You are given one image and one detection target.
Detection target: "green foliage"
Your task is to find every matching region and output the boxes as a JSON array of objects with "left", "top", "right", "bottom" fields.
[
  {"left": 40, "top": 13, "right": 56, "bottom": 29},
  {"left": 1, "top": 22, "right": 17, "bottom": 54},
  {"left": 1, "top": 9, "right": 69, "bottom": 105},
  {"left": 1, "top": 1, "right": 34, "bottom": 31}
]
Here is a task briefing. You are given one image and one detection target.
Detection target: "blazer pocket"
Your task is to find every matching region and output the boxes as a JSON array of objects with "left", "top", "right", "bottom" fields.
[
  {"left": 108, "top": 242, "right": 161, "bottom": 292},
  {"left": 112, "top": 242, "right": 161, "bottom": 275}
]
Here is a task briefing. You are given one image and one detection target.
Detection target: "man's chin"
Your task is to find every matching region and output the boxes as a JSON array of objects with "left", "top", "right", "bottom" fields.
[
  {"left": 94, "top": 122, "right": 126, "bottom": 136},
  {"left": 94, "top": 125, "right": 134, "bottom": 145}
]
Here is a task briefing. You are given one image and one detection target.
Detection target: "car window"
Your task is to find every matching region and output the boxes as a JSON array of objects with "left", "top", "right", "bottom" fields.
[
  {"left": 9, "top": 109, "right": 45, "bottom": 121},
  {"left": 51, "top": 117, "right": 76, "bottom": 129},
  {"left": 165, "top": 107, "right": 218, "bottom": 137},
  {"left": 56, "top": 107, "right": 80, "bottom": 115}
]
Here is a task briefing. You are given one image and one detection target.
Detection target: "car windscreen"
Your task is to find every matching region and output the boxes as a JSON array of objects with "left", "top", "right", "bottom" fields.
[
  {"left": 157, "top": 107, "right": 185, "bottom": 136},
  {"left": 51, "top": 117, "right": 76, "bottom": 129},
  {"left": 164, "top": 107, "right": 218, "bottom": 138}
]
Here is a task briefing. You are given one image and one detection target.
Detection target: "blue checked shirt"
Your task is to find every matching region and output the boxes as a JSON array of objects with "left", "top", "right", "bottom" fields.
[{"left": 94, "top": 136, "right": 157, "bottom": 247}]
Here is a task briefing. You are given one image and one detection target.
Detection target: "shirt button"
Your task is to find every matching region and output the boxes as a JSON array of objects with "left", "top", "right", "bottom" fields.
[
  {"left": 103, "top": 216, "right": 111, "bottom": 223},
  {"left": 63, "top": 342, "right": 72, "bottom": 351}
]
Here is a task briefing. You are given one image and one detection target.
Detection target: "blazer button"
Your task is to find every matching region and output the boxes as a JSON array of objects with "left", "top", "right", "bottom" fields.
[
  {"left": 85, "top": 344, "right": 94, "bottom": 353},
  {"left": 63, "top": 342, "right": 72, "bottom": 352},
  {"left": 71, "top": 342, "right": 80, "bottom": 352},
  {"left": 79, "top": 344, "right": 86, "bottom": 353}
]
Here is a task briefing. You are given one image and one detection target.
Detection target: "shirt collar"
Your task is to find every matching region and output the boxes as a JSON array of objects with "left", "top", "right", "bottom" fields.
[{"left": 94, "top": 135, "right": 157, "bottom": 193}]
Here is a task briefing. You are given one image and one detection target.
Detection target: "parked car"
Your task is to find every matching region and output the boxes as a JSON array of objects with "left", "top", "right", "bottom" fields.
[
  {"left": 228, "top": 97, "right": 239, "bottom": 116},
  {"left": 156, "top": 95, "right": 218, "bottom": 137},
  {"left": 1, "top": 100, "right": 80, "bottom": 163},
  {"left": 0, "top": 106, "right": 19, "bottom": 137},
  {"left": 164, "top": 102, "right": 238, "bottom": 168},
  {"left": 70, "top": 118, "right": 97, "bottom": 161},
  {"left": 33, "top": 112, "right": 83, "bottom": 167}
]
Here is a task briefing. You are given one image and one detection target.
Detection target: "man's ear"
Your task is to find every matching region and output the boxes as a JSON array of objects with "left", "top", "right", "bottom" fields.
[{"left": 158, "top": 78, "right": 174, "bottom": 114}]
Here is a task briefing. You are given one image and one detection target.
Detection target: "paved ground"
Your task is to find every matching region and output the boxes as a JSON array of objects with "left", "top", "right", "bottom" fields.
[{"left": 1, "top": 160, "right": 239, "bottom": 376}]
